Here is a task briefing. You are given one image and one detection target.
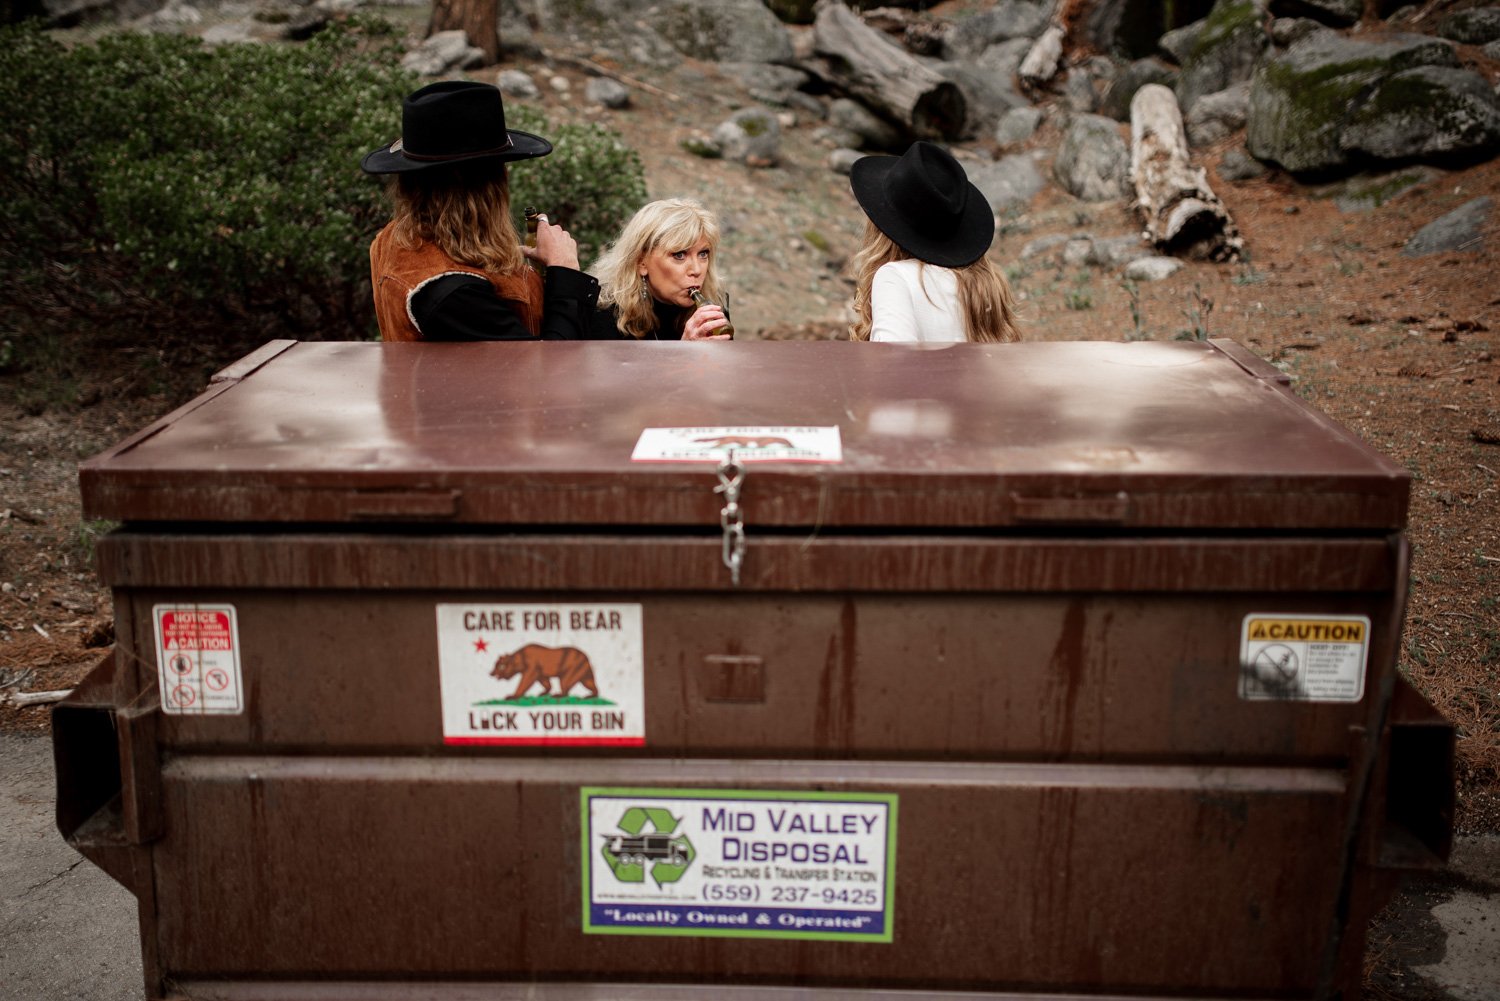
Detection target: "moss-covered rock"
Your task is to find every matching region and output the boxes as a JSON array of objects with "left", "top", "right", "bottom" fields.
[
  {"left": 1341, "top": 67, "right": 1500, "bottom": 162},
  {"left": 1175, "top": 0, "right": 1268, "bottom": 114},
  {"left": 1247, "top": 30, "right": 1459, "bottom": 173}
]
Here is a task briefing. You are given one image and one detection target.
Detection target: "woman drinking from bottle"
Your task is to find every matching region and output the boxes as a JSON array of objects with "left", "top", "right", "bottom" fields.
[{"left": 589, "top": 198, "right": 733, "bottom": 341}]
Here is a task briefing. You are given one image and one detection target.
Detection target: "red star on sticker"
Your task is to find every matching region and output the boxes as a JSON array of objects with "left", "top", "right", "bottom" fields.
[{"left": 473, "top": 637, "right": 489, "bottom": 653}]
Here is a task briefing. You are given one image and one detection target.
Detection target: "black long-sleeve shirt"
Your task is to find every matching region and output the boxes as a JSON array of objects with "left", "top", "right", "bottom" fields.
[{"left": 410, "top": 267, "right": 604, "bottom": 341}]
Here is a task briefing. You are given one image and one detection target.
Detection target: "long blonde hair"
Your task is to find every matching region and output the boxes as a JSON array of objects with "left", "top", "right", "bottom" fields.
[
  {"left": 388, "top": 162, "right": 525, "bottom": 274},
  {"left": 594, "top": 198, "right": 724, "bottom": 339},
  {"left": 848, "top": 221, "right": 1019, "bottom": 343}
]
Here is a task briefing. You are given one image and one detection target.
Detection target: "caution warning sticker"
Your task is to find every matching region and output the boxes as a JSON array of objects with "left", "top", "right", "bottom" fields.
[
  {"left": 436, "top": 603, "right": 645, "bottom": 746},
  {"left": 1239, "top": 613, "right": 1370, "bottom": 702},
  {"left": 152, "top": 604, "right": 244, "bottom": 715}
]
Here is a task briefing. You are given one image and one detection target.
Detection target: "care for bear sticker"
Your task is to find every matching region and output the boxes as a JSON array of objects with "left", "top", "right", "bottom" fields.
[
  {"left": 1240, "top": 613, "right": 1370, "bottom": 702},
  {"left": 152, "top": 604, "right": 243, "bottom": 715},
  {"left": 631, "top": 426, "right": 842, "bottom": 463},
  {"left": 581, "top": 788, "right": 897, "bottom": 942},
  {"left": 436, "top": 604, "right": 644, "bottom": 746}
]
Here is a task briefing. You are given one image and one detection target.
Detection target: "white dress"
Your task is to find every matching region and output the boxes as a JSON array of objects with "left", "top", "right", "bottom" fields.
[{"left": 869, "top": 259, "right": 965, "bottom": 343}]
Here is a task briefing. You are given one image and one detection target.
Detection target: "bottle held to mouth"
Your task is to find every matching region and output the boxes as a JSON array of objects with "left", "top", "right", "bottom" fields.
[{"left": 687, "top": 287, "right": 735, "bottom": 339}]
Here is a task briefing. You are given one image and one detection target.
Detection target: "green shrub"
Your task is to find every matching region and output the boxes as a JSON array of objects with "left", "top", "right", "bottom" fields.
[
  {"left": 0, "top": 17, "right": 415, "bottom": 362},
  {"left": 0, "top": 18, "right": 648, "bottom": 390},
  {"left": 506, "top": 106, "right": 647, "bottom": 268}
]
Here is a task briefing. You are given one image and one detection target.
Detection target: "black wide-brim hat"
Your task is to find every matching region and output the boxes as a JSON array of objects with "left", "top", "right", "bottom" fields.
[
  {"left": 849, "top": 141, "right": 995, "bottom": 268},
  {"left": 361, "top": 80, "right": 552, "bottom": 174}
]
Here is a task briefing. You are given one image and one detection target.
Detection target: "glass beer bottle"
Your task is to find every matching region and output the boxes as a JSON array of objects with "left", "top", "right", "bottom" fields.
[{"left": 687, "top": 287, "right": 735, "bottom": 339}]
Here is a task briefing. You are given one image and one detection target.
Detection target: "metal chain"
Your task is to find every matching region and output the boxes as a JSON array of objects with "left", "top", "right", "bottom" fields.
[{"left": 714, "top": 449, "right": 746, "bottom": 586}]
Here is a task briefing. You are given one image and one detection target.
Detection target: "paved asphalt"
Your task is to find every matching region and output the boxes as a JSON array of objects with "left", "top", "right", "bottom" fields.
[{"left": 3, "top": 731, "right": 1496, "bottom": 1000}]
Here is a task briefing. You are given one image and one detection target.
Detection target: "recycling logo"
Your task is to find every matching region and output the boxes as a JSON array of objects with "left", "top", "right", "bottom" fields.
[{"left": 600, "top": 806, "right": 694, "bottom": 886}]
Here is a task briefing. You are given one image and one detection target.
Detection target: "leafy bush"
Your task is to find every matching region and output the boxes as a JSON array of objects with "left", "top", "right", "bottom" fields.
[
  {"left": 0, "top": 17, "right": 415, "bottom": 363},
  {"left": 506, "top": 106, "right": 647, "bottom": 269},
  {"left": 0, "top": 19, "right": 649, "bottom": 391}
]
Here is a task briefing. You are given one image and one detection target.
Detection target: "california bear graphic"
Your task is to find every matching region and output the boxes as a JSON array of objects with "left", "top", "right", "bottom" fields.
[{"left": 491, "top": 644, "right": 599, "bottom": 699}]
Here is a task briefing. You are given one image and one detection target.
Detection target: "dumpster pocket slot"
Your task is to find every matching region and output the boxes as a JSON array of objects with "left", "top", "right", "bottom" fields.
[
  {"left": 1011, "top": 491, "right": 1130, "bottom": 525},
  {"left": 700, "top": 655, "right": 766, "bottom": 703}
]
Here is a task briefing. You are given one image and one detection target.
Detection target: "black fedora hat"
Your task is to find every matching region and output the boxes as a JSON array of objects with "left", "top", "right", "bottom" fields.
[
  {"left": 849, "top": 141, "right": 995, "bottom": 268},
  {"left": 361, "top": 81, "right": 552, "bottom": 174}
]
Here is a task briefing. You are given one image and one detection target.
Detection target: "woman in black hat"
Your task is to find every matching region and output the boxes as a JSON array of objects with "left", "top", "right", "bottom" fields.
[
  {"left": 847, "top": 141, "right": 1019, "bottom": 344},
  {"left": 362, "top": 81, "right": 601, "bottom": 341}
]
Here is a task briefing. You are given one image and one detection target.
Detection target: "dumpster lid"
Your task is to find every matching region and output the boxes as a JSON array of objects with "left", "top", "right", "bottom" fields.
[{"left": 79, "top": 338, "right": 1408, "bottom": 530}]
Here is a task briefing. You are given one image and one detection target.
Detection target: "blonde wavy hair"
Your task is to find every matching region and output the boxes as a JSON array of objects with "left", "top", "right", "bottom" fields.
[
  {"left": 388, "top": 162, "right": 525, "bottom": 274},
  {"left": 848, "top": 221, "right": 1019, "bottom": 343},
  {"left": 594, "top": 198, "right": 723, "bottom": 339}
]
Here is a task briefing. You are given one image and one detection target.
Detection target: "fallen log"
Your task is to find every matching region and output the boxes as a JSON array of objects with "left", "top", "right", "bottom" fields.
[
  {"left": 812, "top": 0, "right": 966, "bottom": 140},
  {"left": 1129, "top": 83, "right": 1244, "bottom": 261}
]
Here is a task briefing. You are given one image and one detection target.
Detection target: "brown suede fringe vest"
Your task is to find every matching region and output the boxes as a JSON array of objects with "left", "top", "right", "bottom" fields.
[{"left": 369, "top": 222, "right": 543, "bottom": 341}]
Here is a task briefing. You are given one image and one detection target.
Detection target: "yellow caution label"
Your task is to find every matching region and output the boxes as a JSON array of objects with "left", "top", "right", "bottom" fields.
[
  {"left": 1246, "top": 618, "right": 1366, "bottom": 643},
  {"left": 1240, "top": 613, "right": 1370, "bottom": 703}
]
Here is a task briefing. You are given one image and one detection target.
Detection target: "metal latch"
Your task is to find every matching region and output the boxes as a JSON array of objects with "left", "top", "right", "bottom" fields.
[{"left": 714, "top": 449, "right": 746, "bottom": 586}]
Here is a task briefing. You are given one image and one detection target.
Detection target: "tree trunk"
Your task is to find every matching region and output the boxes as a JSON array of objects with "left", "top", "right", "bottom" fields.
[
  {"left": 811, "top": 0, "right": 966, "bottom": 140},
  {"left": 428, "top": 0, "right": 500, "bottom": 65},
  {"left": 1129, "top": 83, "right": 1243, "bottom": 261}
]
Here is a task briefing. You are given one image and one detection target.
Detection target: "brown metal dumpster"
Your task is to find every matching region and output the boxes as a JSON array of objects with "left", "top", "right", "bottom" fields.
[{"left": 55, "top": 337, "right": 1453, "bottom": 1000}]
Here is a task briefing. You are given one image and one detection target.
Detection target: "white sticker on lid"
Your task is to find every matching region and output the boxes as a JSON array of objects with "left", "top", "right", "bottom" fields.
[
  {"left": 153, "top": 604, "right": 244, "bottom": 715},
  {"left": 631, "top": 426, "right": 842, "bottom": 463}
]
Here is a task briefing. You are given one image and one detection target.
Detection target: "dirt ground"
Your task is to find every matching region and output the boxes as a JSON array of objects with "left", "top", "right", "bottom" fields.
[{"left": 1, "top": 13, "right": 1498, "bottom": 995}]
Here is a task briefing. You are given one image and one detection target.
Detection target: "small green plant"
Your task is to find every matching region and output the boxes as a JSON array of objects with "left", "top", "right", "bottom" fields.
[
  {"left": 70, "top": 519, "right": 119, "bottom": 569},
  {"left": 1120, "top": 278, "right": 1149, "bottom": 340},
  {"left": 802, "top": 229, "right": 831, "bottom": 254},
  {"left": 1175, "top": 283, "right": 1214, "bottom": 341},
  {"left": 1063, "top": 271, "right": 1094, "bottom": 310}
]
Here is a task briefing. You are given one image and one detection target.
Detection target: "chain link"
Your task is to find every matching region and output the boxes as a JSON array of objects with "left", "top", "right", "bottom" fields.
[{"left": 714, "top": 449, "right": 746, "bottom": 586}]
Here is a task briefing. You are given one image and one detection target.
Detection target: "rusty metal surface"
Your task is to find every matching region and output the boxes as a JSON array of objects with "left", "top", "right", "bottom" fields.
[
  {"left": 148, "top": 756, "right": 1345, "bottom": 992},
  {"left": 110, "top": 589, "right": 1391, "bottom": 760},
  {"left": 161, "top": 983, "right": 1287, "bottom": 1000},
  {"left": 95, "top": 532, "right": 1401, "bottom": 594},
  {"left": 79, "top": 340, "right": 1409, "bottom": 529}
]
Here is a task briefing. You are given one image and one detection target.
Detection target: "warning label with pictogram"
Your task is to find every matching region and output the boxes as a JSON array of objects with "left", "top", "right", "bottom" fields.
[
  {"left": 153, "top": 604, "right": 244, "bottom": 715},
  {"left": 1239, "top": 613, "right": 1370, "bottom": 702}
]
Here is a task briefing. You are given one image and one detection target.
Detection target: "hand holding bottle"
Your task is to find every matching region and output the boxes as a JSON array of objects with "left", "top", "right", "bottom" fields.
[
  {"left": 685, "top": 287, "right": 734, "bottom": 341},
  {"left": 519, "top": 211, "right": 580, "bottom": 271}
]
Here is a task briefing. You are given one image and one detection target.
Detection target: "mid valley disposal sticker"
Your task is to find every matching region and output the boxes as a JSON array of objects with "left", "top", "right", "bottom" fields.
[{"left": 582, "top": 788, "right": 897, "bottom": 942}]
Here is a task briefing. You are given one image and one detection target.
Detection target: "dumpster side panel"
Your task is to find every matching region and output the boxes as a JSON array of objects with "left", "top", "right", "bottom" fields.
[{"left": 151, "top": 758, "right": 1346, "bottom": 994}]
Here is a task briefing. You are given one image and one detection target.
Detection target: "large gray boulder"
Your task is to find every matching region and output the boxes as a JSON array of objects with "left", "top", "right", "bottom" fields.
[
  {"left": 1340, "top": 67, "right": 1500, "bottom": 162},
  {"left": 1159, "top": 20, "right": 1206, "bottom": 66},
  {"left": 1436, "top": 7, "right": 1500, "bottom": 45},
  {"left": 828, "top": 98, "right": 902, "bottom": 150},
  {"left": 968, "top": 154, "right": 1046, "bottom": 211},
  {"left": 939, "top": 61, "right": 1029, "bottom": 136},
  {"left": 1247, "top": 30, "right": 1461, "bottom": 173},
  {"left": 941, "top": 0, "right": 1050, "bottom": 61},
  {"left": 1187, "top": 81, "right": 1252, "bottom": 146},
  {"left": 534, "top": 0, "right": 792, "bottom": 63},
  {"left": 712, "top": 107, "right": 783, "bottom": 166},
  {"left": 1053, "top": 113, "right": 1130, "bottom": 201},
  {"left": 1403, "top": 196, "right": 1491, "bottom": 256},
  {"left": 1099, "top": 58, "right": 1179, "bottom": 121},
  {"left": 1175, "top": 0, "right": 1269, "bottom": 114},
  {"left": 1267, "top": 0, "right": 1362, "bottom": 28}
]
